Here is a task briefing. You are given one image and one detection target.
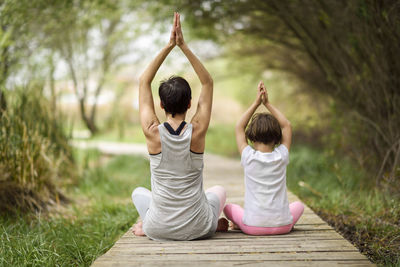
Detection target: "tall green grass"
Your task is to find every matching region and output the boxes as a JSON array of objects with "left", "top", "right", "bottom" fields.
[
  {"left": 0, "top": 87, "right": 75, "bottom": 214},
  {"left": 0, "top": 153, "right": 150, "bottom": 266},
  {"left": 287, "top": 146, "right": 400, "bottom": 266}
]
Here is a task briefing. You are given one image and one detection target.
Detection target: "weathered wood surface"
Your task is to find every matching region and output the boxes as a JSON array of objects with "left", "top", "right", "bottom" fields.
[{"left": 93, "top": 153, "right": 374, "bottom": 266}]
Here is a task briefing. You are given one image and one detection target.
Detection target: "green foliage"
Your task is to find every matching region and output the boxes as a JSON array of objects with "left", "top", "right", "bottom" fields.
[
  {"left": 205, "top": 57, "right": 263, "bottom": 107},
  {"left": 206, "top": 124, "right": 238, "bottom": 158},
  {"left": 0, "top": 0, "right": 32, "bottom": 85},
  {"left": 0, "top": 86, "right": 75, "bottom": 214},
  {"left": 0, "top": 153, "right": 150, "bottom": 266},
  {"left": 287, "top": 145, "right": 400, "bottom": 265}
]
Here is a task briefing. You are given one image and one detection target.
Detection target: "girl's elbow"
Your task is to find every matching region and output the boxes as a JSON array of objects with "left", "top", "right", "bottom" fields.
[
  {"left": 235, "top": 123, "right": 245, "bottom": 134},
  {"left": 235, "top": 121, "right": 241, "bottom": 130},
  {"left": 283, "top": 120, "right": 291, "bottom": 129}
]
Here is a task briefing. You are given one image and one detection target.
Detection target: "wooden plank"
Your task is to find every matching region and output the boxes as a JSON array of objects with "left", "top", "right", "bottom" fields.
[
  {"left": 97, "top": 251, "right": 368, "bottom": 261},
  {"left": 118, "top": 229, "right": 344, "bottom": 241},
  {"left": 109, "top": 244, "right": 358, "bottom": 253},
  {"left": 115, "top": 235, "right": 353, "bottom": 244},
  {"left": 93, "top": 260, "right": 373, "bottom": 267}
]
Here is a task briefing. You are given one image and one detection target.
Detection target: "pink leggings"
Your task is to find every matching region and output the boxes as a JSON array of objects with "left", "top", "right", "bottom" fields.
[{"left": 223, "top": 201, "right": 304, "bottom": 235}]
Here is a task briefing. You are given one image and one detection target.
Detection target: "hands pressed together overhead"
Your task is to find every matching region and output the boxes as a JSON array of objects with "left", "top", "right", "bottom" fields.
[
  {"left": 256, "top": 81, "right": 269, "bottom": 106},
  {"left": 169, "top": 12, "right": 185, "bottom": 47}
]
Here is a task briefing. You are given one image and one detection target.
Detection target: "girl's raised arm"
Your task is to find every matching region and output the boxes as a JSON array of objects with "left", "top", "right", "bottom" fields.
[
  {"left": 235, "top": 82, "right": 265, "bottom": 154},
  {"left": 139, "top": 13, "right": 177, "bottom": 136},
  {"left": 261, "top": 82, "right": 292, "bottom": 150}
]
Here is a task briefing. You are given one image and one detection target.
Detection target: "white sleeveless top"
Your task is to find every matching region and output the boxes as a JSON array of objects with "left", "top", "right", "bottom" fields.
[
  {"left": 143, "top": 122, "right": 214, "bottom": 240},
  {"left": 241, "top": 144, "right": 293, "bottom": 227}
]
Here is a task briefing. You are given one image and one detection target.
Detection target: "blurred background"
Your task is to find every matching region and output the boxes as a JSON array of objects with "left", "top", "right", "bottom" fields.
[{"left": 1, "top": 0, "right": 399, "bottom": 266}]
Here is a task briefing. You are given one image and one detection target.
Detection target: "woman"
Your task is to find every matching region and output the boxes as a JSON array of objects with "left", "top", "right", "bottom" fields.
[{"left": 131, "top": 12, "right": 227, "bottom": 241}]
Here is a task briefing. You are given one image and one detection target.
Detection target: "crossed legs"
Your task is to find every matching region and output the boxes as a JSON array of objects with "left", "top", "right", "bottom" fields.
[
  {"left": 131, "top": 185, "right": 228, "bottom": 237},
  {"left": 223, "top": 201, "right": 304, "bottom": 235},
  {"left": 205, "top": 185, "right": 229, "bottom": 232},
  {"left": 131, "top": 187, "right": 152, "bottom": 236}
]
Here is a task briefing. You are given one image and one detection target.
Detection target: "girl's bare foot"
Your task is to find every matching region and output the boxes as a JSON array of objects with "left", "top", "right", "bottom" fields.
[
  {"left": 132, "top": 221, "right": 146, "bottom": 236},
  {"left": 228, "top": 220, "right": 240, "bottom": 231},
  {"left": 216, "top": 218, "right": 229, "bottom": 232}
]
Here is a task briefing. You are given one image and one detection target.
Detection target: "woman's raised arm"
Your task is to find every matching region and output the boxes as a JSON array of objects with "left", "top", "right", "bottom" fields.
[
  {"left": 139, "top": 13, "right": 177, "bottom": 135},
  {"left": 175, "top": 13, "right": 213, "bottom": 138}
]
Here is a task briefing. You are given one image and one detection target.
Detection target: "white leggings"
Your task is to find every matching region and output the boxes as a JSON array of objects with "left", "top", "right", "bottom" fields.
[{"left": 131, "top": 186, "right": 226, "bottom": 236}]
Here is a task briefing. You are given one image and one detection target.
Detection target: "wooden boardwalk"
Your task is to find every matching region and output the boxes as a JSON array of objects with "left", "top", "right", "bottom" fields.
[{"left": 93, "top": 153, "right": 374, "bottom": 266}]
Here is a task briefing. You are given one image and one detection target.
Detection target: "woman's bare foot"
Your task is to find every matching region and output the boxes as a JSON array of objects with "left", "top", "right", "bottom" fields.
[
  {"left": 228, "top": 220, "right": 240, "bottom": 231},
  {"left": 132, "top": 221, "right": 146, "bottom": 236},
  {"left": 216, "top": 218, "right": 229, "bottom": 232}
]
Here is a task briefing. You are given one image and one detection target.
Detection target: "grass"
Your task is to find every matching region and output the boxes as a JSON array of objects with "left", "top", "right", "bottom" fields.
[
  {"left": 206, "top": 124, "right": 238, "bottom": 158},
  {"left": 0, "top": 87, "right": 76, "bottom": 214},
  {"left": 286, "top": 145, "right": 400, "bottom": 266},
  {"left": 88, "top": 124, "right": 146, "bottom": 144},
  {"left": 0, "top": 151, "right": 150, "bottom": 266}
]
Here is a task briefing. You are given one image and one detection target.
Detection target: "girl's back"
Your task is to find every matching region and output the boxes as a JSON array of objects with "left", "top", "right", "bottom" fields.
[{"left": 241, "top": 144, "right": 293, "bottom": 227}]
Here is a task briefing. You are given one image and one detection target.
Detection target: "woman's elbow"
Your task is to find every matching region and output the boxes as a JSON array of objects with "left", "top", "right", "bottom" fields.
[
  {"left": 208, "top": 77, "right": 214, "bottom": 86},
  {"left": 203, "top": 76, "right": 213, "bottom": 87},
  {"left": 138, "top": 76, "right": 145, "bottom": 85},
  {"left": 138, "top": 75, "right": 150, "bottom": 86}
]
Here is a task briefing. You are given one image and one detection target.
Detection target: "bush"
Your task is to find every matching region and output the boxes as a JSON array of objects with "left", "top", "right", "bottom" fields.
[{"left": 0, "top": 86, "right": 76, "bottom": 214}]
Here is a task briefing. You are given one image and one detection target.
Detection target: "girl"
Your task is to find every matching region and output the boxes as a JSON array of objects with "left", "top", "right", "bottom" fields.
[
  {"left": 131, "top": 13, "right": 227, "bottom": 241},
  {"left": 224, "top": 81, "right": 304, "bottom": 235}
]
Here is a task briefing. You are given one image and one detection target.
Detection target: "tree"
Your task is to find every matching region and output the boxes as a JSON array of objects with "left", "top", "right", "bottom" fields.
[
  {"left": 36, "top": 1, "right": 137, "bottom": 135},
  {"left": 1, "top": 0, "right": 144, "bottom": 135},
  {"left": 0, "top": 0, "right": 34, "bottom": 115}
]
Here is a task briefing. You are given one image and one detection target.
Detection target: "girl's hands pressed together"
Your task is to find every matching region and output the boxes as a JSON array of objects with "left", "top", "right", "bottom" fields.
[
  {"left": 256, "top": 81, "right": 266, "bottom": 106},
  {"left": 259, "top": 81, "right": 269, "bottom": 106}
]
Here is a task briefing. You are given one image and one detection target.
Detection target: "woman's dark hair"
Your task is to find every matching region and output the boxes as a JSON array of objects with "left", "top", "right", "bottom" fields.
[
  {"left": 159, "top": 76, "right": 192, "bottom": 117},
  {"left": 245, "top": 113, "right": 282, "bottom": 145}
]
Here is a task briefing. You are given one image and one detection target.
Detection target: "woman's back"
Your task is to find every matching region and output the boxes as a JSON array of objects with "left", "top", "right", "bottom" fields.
[{"left": 143, "top": 123, "right": 214, "bottom": 240}]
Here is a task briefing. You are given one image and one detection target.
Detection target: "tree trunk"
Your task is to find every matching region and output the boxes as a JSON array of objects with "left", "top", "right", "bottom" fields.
[
  {"left": 66, "top": 56, "right": 98, "bottom": 135},
  {"left": 48, "top": 55, "right": 57, "bottom": 112},
  {"left": 0, "top": 40, "right": 9, "bottom": 115},
  {"left": 0, "top": 89, "right": 6, "bottom": 116},
  {"left": 79, "top": 98, "right": 98, "bottom": 135}
]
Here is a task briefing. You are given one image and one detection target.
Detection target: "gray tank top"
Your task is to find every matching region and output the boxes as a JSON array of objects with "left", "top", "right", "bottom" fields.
[{"left": 143, "top": 122, "right": 214, "bottom": 241}]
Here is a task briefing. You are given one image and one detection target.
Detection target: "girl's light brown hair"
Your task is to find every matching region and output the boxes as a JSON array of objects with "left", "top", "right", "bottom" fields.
[{"left": 245, "top": 113, "right": 282, "bottom": 145}]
